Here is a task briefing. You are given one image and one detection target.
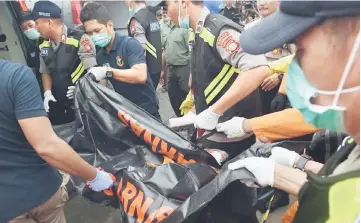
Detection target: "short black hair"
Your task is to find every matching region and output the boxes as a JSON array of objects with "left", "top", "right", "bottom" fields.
[{"left": 80, "top": 2, "right": 111, "bottom": 25}]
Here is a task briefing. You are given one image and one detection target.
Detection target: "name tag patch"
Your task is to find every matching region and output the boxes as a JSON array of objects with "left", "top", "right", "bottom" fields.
[{"left": 41, "top": 48, "right": 48, "bottom": 56}]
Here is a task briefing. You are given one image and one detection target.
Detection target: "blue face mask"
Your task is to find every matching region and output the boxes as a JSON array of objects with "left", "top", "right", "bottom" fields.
[
  {"left": 91, "top": 31, "right": 111, "bottom": 48},
  {"left": 178, "top": 1, "right": 189, "bottom": 29},
  {"left": 287, "top": 33, "right": 360, "bottom": 132},
  {"left": 24, "top": 28, "right": 40, "bottom": 40}
]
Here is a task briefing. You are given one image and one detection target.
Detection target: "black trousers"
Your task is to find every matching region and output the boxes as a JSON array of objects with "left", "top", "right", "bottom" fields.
[
  {"left": 48, "top": 101, "right": 75, "bottom": 125},
  {"left": 259, "top": 84, "right": 280, "bottom": 115},
  {"left": 167, "top": 63, "right": 190, "bottom": 117},
  {"left": 150, "top": 72, "right": 161, "bottom": 90}
]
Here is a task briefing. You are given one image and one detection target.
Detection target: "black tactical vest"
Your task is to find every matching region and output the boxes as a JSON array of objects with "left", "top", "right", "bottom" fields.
[
  {"left": 128, "top": 7, "right": 162, "bottom": 76},
  {"left": 294, "top": 137, "right": 360, "bottom": 223},
  {"left": 39, "top": 29, "right": 86, "bottom": 105},
  {"left": 191, "top": 13, "right": 262, "bottom": 122}
]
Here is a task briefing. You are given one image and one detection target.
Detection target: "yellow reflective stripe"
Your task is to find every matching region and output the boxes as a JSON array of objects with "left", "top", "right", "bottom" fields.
[
  {"left": 204, "top": 64, "right": 230, "bottom": 97},
  {"left": 199, "top": 27, "right": 215, "bottom": 47},
  {"left": 71, "top": 62, "right": 85, "bottom": 83},
  {"left": 65, "top": 37, "right": 79, "bottom": 47},
  {"left": 326, "top": 177, "right": 360, "bottom": 223},
  {"left": 206, "top": 67, "right": 236, "bottom": 104},
  {"left": 39, "top": 40, "right": 51, "bottom": 49},
  {"left": 145, "top": 41, "right": 157, "bottom": 58},
  {"left": 145, "top": 41, "right": 156, "bottom": 52}
]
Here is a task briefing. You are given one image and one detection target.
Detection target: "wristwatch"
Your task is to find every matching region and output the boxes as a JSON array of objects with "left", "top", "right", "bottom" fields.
[
  {"left": 105, "top": 69, "right": 113, "bottom": 79},
  {"left": 293, "top": 154, "right": 312, "bottom": 171}
]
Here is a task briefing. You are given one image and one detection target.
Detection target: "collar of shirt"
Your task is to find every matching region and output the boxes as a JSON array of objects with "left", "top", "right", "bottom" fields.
[
  {"left": 134, "top": 3, "right": 146, "bottom": 14},
  {"left": 50, "top": 24, "right": 68, "bottom": 45},
  {"left": 195, "top": 6, "right": 210, "bottom": 34}
]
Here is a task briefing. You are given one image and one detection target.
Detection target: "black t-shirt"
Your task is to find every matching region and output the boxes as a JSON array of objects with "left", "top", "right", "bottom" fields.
[
  {"left": 0, "top": 60, "right": 61, "bottom": 222},
  {"left": 221, "top": 6, "right": 240, "bottom": 23},
  {"left": 97, "top": 33, "right": 159, "bottom": 114}
]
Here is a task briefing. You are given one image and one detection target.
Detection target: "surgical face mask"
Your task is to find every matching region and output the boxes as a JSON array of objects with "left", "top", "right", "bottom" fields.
[
  {"left": 178, "top": 0, "right": 190, "bottom": 29},
  {"left": 129, "top": 8, "right": 135, "bottom": 16},
  {"left": 91, "top": 31, "right": 111, "bottom": 48},
  {"left": 286, "top": 32, "right": 360, "bottom": 132},
  {"left": 24, "top": 28, "right": 40, "bottom": 40}
]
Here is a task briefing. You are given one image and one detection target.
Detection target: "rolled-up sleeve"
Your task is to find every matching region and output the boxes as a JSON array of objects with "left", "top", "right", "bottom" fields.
[
  {"left": 216, "top": 28, "right": 268, "bottom": 72},
  {"left": 249, "top": 108, "right": 320, "bottom": 143}
]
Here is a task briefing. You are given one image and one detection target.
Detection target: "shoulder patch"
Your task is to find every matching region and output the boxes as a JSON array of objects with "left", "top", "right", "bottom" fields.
[
  {"left": 217, "top": 32, "right": 240, "bottom": 55},
  {"left": 80, "top": 36, "right": 93, "bottom": 53},
  {"left": 130, "top": 19, "right": 136, "bottom": 35}
]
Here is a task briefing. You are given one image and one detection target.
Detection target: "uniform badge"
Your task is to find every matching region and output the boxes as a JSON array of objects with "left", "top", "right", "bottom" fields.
[
  {"left": 41, "top": 48, "right": 48, "bottom": 56},
  {"left": 130, "top": 19, "right": 136, "bottom": 35},
  {"left": 116, "top": 56, "right": 123, "bottom": 67},
  {"left": 272, "top": 48, "right": 280, "bottom": 55}
]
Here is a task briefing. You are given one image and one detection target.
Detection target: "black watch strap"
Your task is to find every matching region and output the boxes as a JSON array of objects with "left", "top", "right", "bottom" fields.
[
  {"left": 294, "top": 154, "right": 311, "bottom": 171},
  {"left": 106, "top": 70, "right": 113, "bottom": 78}
]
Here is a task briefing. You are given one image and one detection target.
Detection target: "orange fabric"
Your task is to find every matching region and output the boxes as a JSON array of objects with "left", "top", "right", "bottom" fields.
[
  {"left": 249, "top": 108, "right": 320, "bottom": 143},
  {"left": 279, "top": 73, "right": 287, "bottom": 95},
  {"left": 281, "top": 201, "right": 299, "bottom": 223},
  {"left": 17, "top": 0, "right": 29, "bottom": 12}
]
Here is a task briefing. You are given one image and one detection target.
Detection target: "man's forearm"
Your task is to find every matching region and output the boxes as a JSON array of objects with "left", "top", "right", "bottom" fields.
[
  {"left": 212, "top": 66, "right": 269, "bottom": 114},
  {"left": 162, "top": 49, "right": 166, "bottom": 71},
  {"left": 42, "top": 73, "right": 52, "bottom": 92},
  {"left": 37, "top": 136, "right": 97, "bottom": 181},
  {"left": 110, "top": 66, "right": 147, "bottom": 84},
  {"left": 273, "top": 164, "right": 308, "bottom": 196}
]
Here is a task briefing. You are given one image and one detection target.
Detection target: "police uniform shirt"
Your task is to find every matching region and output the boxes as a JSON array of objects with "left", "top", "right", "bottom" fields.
[
  {"left": 38, "top": 25, "right": 67, "bottom": 74},
  {"left": 96, "top": 32, "right": 158, "bottom": 114},
  {"left": 26, "top": 40, "right": 40, "bottom": 69},
  {"left": 196, "top": 7, "right": 268, "bottom": 74},
  {"left": 129, "top": 4, "right": 148, "bottom": 48}
]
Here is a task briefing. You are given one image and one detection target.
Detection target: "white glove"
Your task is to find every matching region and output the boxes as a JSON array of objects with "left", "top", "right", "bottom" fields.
[
  {"left": 228, "top": 157, "right": 275, "bottom": 187},
  {"left": 89, "top": 170, "right": 114, "bottom": 192},
  {"left": 43, "top": 90, "right": 56, "bottom": 113},
  {"left": 88, "top": 66, "right": 107, "bottom": 82},
  {"left": 194, "top": 107, "right": 222, "bottom": 130},
  {"left": 270, "top": 147, "right": 300, "bottom": 167},
  {"left": 66, "top": 86, "right": 76, "bottom": 100},
  {"left": 216, "top": 117, "right": 246, "bottom": 138}
]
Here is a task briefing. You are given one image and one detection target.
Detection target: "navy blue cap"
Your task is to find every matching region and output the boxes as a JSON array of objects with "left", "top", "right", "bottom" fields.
[
  {"left": 20, "top": 11, "right": 33, "bottom": 22},
  {"left": 32, "top": 0, "right": 62, "bottom": 20},
  {"left": 240, "top": 1, "right": 360, "bottom": 55}
]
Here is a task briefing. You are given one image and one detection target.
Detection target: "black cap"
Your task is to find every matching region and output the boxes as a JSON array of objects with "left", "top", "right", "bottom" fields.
[
  {"left": 32, "top": 0, "right": 62, "bottom": 20},
  {"left": 240, "top": 1, "right": 360, "bottom": 55},
  {"left": 20, "top": 11, "right": 33, "bottom": 22}
]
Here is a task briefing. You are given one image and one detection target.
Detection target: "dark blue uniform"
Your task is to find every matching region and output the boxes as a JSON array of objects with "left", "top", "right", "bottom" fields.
[
  {"left": 97, "top": 32, "right": 159, "bottom": 117},
  {"left": 0, "top": 60, "right": 61, "bottom": 222}
]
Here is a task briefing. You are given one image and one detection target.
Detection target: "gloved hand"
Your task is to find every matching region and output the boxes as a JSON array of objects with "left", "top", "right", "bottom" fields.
[
  {"left": 66, "top": 86, "right": 76, "bottom": 100},
  {"left": 271, "top": 93, "right": 287, "bottom": 112},
  {"left": 88, "top": 66, "right": 107, "bottom": 82},
  {"left": 43, "top": 90, "right": 56, "bottom": 113},
  {"left": 88, "top": 169, "right": 114, "bottom": 192},
  {"left": 194, "top": 107, "right": 222, "bottom": 130},
  {"left": 216, "top": 117, "right": 247, "bottom": 138},
  {"left": 78, "top": 34, "right": 97, "bottom": 70},
  {"left": 180, "top": 92, "right": 194, "bottom": 116},
  {"left": 269, "top": 147, "right": 300, "bottom": 167},
  {"left": 228, "top": 157, "right": 275, "bottom": 187}
]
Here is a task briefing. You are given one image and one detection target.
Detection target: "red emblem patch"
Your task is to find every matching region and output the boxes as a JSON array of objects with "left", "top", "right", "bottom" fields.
[
  {"left": 217, "top": 32, "right": 240, "bottom": 55},
  {"left": 130, "top": 19, "right": 136, "bottom": 35},
  {"left": 80, "top": 37, "right": 93, "bottom": 53}
]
